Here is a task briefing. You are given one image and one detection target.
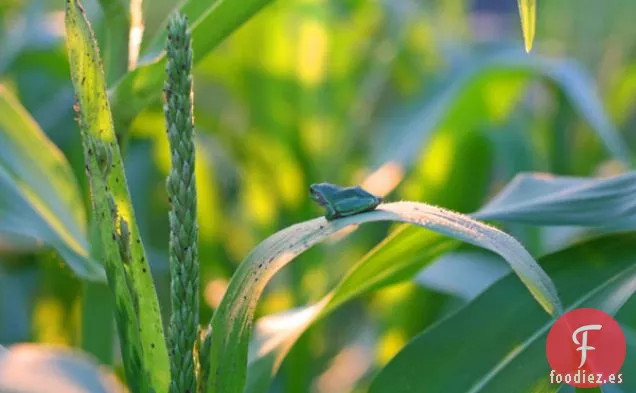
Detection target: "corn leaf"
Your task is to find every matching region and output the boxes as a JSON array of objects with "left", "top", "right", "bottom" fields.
[
  {"left": 64, "top": 1, "right": 168, "bottom": 391},
  {"left": 245, "top": 170, "right": 636, "bottom": 393},
  {"left": 0, "top": 86, "right": 102, "bottom": 281},
  {"left": 373, "top": 52, "right": 633, "bottom": 170},
  {"left": 370, "top": 232, "right": 636, "bottom": 393},
  {"left": 110, "top": 0, "right": 272, "bottom": 126},
  {"left": 205, "top": 202, "right": 561, "bottom": 393}
]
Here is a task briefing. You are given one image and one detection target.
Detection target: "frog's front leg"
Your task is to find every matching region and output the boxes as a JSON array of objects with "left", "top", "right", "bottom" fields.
[{"left": 324, "top": 204, "right": 339, "bottom": 221}]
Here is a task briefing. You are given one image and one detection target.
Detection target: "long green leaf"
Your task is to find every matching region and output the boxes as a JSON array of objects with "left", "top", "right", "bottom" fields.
[
  {"left": 369, "top": 232, "right": 636, "bottom": 393},
  {"left": 64, "top": 1, "right": 168, "bottom": 391},
  {"left": 245, "top": 169, "right": 636, "bottom": 393},
  {"left": 205, "top": 202, "right": 561, "bottom": 393},
  {"left": 475, "top": 171, "right": 636, "bottom": 226},
  {"left": 0, "top": 85, "right": 103, "bottom": 281},
  {"left": 109, "top": 0, "right": 272, "bottom": 127},
  {"left": 373, "top": 52, "right": 633, "bottom": 170}
]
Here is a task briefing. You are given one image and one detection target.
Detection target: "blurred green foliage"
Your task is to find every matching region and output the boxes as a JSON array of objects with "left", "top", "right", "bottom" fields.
[{"left": 1, "top": 0, "right": 636, "bottom": 392}]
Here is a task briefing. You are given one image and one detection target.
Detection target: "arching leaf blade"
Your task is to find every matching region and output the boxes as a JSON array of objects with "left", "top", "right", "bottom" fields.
[
  {"left": 245, "top": 169, "right": 636, "bottom": 393},
  {"left": 373, "top": 53, "right": 633, "bottom": 171},
  {"left": 369, "top": 233, "right": 636, "bottom": 393},
  {"left": 110, "top": 0, "right": 272, "bottom": 126},
  {"left": 64, "top": 1, "right": 168, "bottom": 391},
  {"left": 0, "top": 85, "right": 102, "bottom": 281},
  {"left": 205, "top": 202, "right": 561, "bottom": 393}
]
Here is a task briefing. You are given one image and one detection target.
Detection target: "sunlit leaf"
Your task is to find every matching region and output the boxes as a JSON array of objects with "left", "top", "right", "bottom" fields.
[
  {"left": 0, "top": 85, "right": 102, "bottom": 281},
  {"left": 245, "top": 169, "right": 636, "bottom": 393},
  {"left": 373, "top": 52, "right": 633, "bottom": 171},
  {"left": 397, "top": 128, "right": 493, "bottom": 213},
  {"left": 64, "top": 1, "right": 168, "bottom": 391},
  {"left": 205, "top": 202, "right": 561, "bottom": 393},
  {"left": 369, "top": 233, "right": 636, "bottom": 393},
  {"left": 110, "top": 0, "right": 273, "bottom": 126},
  {"left": 518, "top": 0, "right": 536, "bottom": 53},
  {"left": 0, "top": 344, "right": 125, "bottom": 393}
]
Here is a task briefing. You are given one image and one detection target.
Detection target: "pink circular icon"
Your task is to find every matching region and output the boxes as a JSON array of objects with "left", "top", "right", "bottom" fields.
[{"left": 546, "top": 308, "right": 626, "bottom": 388}]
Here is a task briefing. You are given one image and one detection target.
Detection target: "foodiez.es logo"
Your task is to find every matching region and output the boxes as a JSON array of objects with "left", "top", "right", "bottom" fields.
[{"left": 546, "top": 308, "right": 626, "bottom": 388}]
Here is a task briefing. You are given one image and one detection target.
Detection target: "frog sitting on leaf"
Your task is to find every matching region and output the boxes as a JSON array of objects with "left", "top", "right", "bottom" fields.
[{"left": 310, "top": 183, "right": 383, "bottom": 221}]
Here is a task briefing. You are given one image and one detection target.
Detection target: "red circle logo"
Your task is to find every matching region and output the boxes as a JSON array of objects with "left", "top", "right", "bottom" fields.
[{"left": 546, "top": 308, "right": 626, "bottom": 387}]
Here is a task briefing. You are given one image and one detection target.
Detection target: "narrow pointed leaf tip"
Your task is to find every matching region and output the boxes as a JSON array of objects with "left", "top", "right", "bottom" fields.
[{"left": 518, "top": 0, "right": 536, "bottom": 52}]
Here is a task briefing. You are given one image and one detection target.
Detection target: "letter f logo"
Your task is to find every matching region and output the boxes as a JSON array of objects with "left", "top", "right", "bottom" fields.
[
  {"left": 547, "top": 308, "right": 626, "bottom": 388},
  {"left": 572, "top": 324, "right": 602, "bottom": 368}
]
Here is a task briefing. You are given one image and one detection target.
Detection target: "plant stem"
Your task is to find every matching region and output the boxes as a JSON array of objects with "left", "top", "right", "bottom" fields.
[{"left": 165, "top": 13, "right": 199, "bottom": 393}]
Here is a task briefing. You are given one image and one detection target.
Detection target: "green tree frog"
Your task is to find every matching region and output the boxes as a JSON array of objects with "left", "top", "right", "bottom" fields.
[{"left": 309, "top": 183, "right": 383, "bottom": 221}]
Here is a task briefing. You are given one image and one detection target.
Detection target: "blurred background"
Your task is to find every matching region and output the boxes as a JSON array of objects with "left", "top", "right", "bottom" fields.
[{"left": 1, "top": 0, "right": 636, "bottom": 392}]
